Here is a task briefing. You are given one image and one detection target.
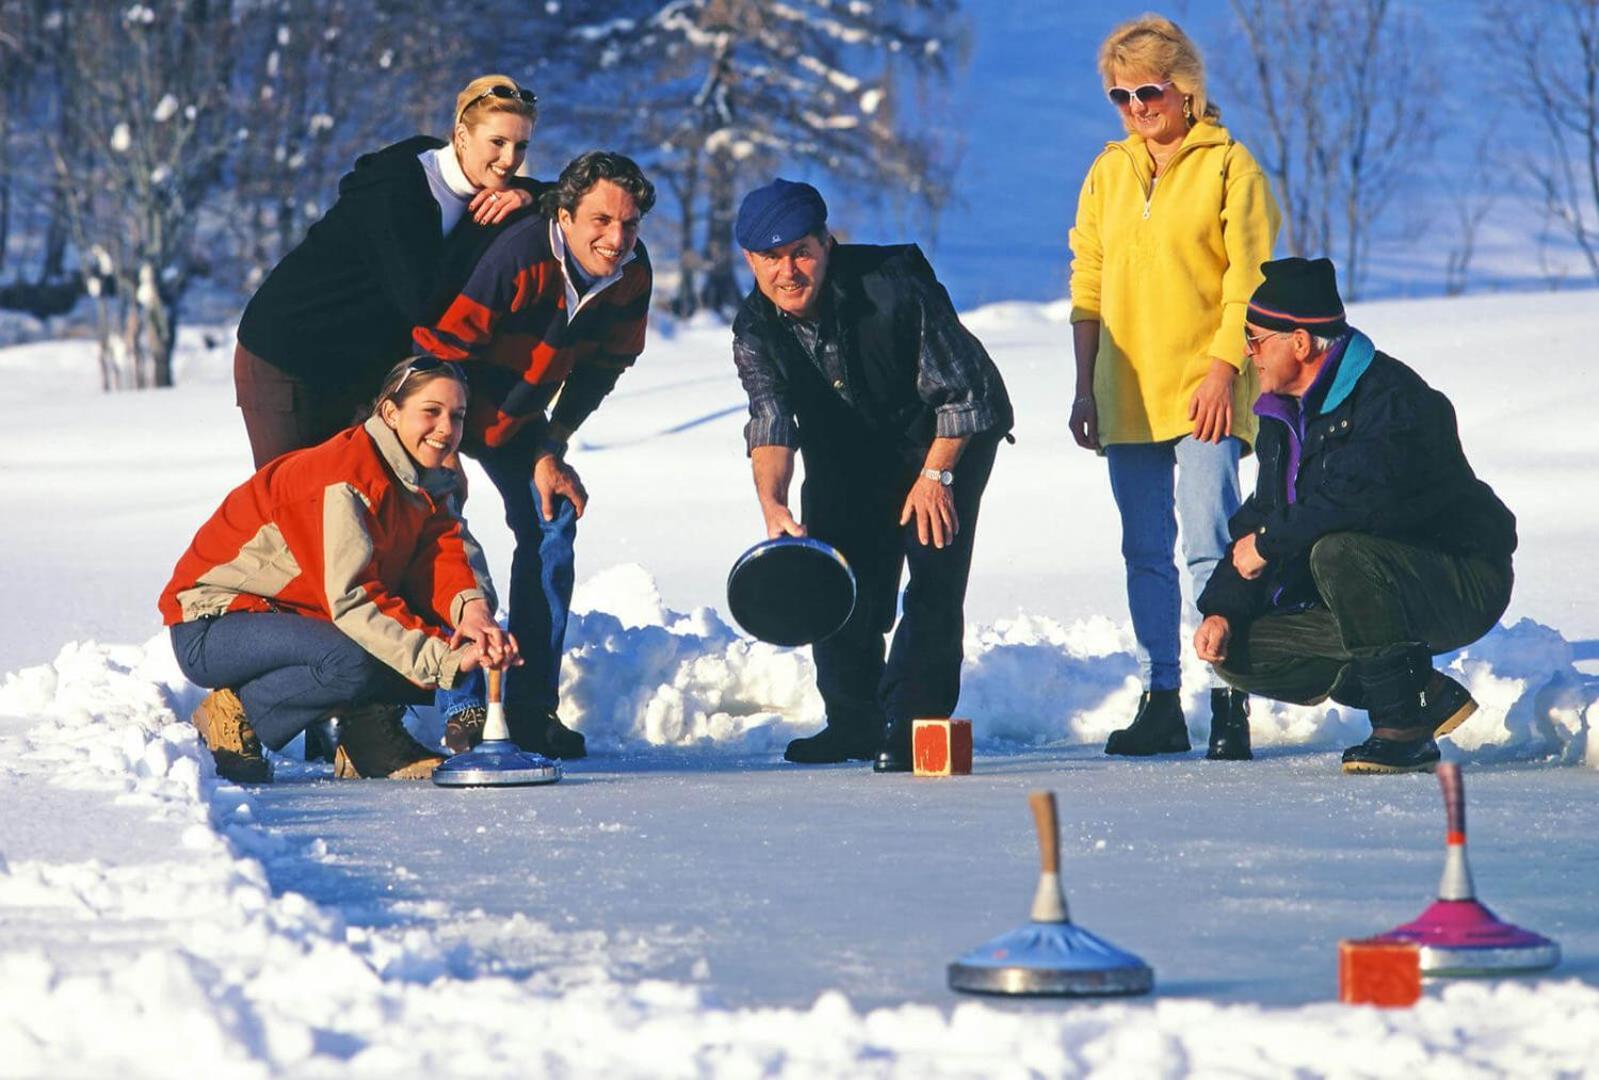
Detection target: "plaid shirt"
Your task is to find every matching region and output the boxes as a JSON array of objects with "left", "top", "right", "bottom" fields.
[{"left": 732, "top": 244, "right": 1007, "bottom": 453}]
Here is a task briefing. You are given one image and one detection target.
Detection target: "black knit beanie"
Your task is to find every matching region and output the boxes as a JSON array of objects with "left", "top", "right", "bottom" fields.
[{"left": 1247, "top": 257, "right": 1348, "bottom": 335}]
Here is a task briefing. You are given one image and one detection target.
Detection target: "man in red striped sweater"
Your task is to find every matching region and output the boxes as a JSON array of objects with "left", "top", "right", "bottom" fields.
[{"left": 415, "top": 151, "right": 654, "bottom": 758}]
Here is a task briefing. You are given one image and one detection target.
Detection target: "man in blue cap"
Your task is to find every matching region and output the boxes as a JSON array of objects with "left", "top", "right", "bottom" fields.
[
  {"left": 1194, "top": 257, "right": 1516, "bottom": 774},
  {"left": 730, "top": 178, "right": 1013, "bottom": 772}
]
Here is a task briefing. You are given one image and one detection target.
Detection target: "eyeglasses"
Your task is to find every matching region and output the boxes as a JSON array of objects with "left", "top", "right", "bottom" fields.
[
  {"left": 1244, "top": 329, "right": 1289, "bottom": 354},
  {"left": 1107, "top": 81, "right": 1174, "bottom": 108},
  {"left": 466, "top": 84, "right": 538, "bottom": 112}
]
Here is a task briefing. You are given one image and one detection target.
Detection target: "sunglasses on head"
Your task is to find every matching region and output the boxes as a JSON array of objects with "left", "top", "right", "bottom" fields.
[
  {"left": 468, "top": 84, "right": 537, "bottom": 111},
  {"left": 399, "top": 355, "right": 468, "bottom": 384},
  {"left": 1107, "top": 81, "right": 1174, "bottom": 107}
]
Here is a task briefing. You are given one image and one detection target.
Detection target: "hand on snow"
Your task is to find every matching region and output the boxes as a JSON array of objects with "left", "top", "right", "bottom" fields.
[
  {"left": 900, "top": 476, "right": 959, "bottom": 549},
  {"left": 1188, "top": 359, "right": 1236, "bottom": 443},
  {"left": 1232, "top": 532, "right": 1267, "bottom": 579},
  {"left": 533, "top": 454, "right": 588, "bottom": 520},
  {"left": 1194, "top": 614, "right": 1232, "bottom": 663}
]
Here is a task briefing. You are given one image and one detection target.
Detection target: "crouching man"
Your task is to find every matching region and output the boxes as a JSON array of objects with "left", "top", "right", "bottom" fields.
[
  {"left": 1194, "top": 257, "right": 1516, "bottom": 773},
  {"left": 730, "top": 179, "right": 1012, "bottom": 772}
]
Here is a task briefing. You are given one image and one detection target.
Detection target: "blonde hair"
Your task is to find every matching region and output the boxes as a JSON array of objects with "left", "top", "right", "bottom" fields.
[
  {"left": 453, "top": 73, "right": 539, "bottom": 132},
  {"left": 1097, "top": 14, "right": 1220, "bottom": 126}
]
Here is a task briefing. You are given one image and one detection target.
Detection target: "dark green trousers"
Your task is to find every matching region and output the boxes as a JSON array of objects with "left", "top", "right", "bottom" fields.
[{"left": 1216, "top": 532, "right": 1512, "bottom": 706}]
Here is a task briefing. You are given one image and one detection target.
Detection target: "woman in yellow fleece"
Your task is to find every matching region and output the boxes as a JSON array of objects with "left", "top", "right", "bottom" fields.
[{"left": 1068, "top": 14, "right": 1280, "bottom": 760}]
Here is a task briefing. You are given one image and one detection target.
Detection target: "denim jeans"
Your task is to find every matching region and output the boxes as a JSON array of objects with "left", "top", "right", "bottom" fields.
[
  {"left": 435, "top": 437, "right": 578, "bottom": 720},
  {"left": 169, "top": 612, "right": 429, "bottom": 750},
  {"left": 1104, "top": 435, "right": 1242, "bottom": 692}
]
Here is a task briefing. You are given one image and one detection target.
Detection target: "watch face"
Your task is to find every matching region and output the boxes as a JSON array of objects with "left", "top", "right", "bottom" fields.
[{"left": 940, "top": 470, "right": 953, "bottom": 485}]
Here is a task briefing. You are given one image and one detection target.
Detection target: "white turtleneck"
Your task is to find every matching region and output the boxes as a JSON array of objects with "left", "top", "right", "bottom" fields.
[{"left": 417, "top": 143, "right": 479, "bottom": 236}]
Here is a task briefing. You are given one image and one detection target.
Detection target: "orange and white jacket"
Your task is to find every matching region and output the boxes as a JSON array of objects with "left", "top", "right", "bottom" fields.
[{"left": 159, "top": 417, "right": 495, "bottom": 689}]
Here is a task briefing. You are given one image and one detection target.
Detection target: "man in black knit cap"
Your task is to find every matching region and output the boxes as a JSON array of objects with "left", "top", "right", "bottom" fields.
[{"left": 1194, "top": 257, "right": 1516, "bottom": 773}]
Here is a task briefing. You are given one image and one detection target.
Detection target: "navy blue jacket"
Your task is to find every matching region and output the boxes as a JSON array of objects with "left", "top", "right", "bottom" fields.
[{"left": 1198, "top": 331, "right": 1516, "bottom": 626}]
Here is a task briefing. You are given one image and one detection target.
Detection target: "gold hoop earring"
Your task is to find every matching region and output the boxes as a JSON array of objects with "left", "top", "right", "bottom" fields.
[{"left": 1183, "top": 96, "right": 1195, "bottom": 125}]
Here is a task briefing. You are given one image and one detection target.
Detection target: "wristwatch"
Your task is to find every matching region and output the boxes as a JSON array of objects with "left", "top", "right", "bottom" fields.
[{"left": 920, "top": 467, "right": 954, "bottom": 486}]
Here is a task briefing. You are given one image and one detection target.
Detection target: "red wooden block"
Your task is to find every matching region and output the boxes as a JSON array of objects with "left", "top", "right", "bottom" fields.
[
  {"left": 912, "top": 718, "right": 972, "bottom": 776},
  {"left": 1338, "top": 939, "right": 1421, "bottom": 1007}
]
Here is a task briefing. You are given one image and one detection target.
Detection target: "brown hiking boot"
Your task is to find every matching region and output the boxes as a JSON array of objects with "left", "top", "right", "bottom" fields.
[
  {"left": 190, "top": 689, "right": 273, "bottom": 784},
  {"left": 443, "top": 705, "right": 487, "bottom": 754},
  {"left": 332, "top": 704, "right": 444, "bottom": 779}
]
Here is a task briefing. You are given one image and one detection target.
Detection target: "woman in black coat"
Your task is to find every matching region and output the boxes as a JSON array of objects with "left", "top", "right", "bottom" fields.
[{"left": 234, "top": 74, "right": 542, "bottom": 468}]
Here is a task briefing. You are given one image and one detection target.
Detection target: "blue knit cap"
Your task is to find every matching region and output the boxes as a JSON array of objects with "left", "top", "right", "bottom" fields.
[{"left": 735, "top": 179, "right": 828, "bottom": 252}]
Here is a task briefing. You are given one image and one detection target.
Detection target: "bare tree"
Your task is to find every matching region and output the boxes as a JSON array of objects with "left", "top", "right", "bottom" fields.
[
  {"left": 562, "top": 0, "right": 965, "bottom": 317},
  {"left": 1226, "top": 0, "right": 1437, "bottom": 298},
  {"left": 47, "top": 2, "right": 237, "bottom": 389},
  {"left": 1491, "top": 0, "right": 1599, "bottom": 283}
]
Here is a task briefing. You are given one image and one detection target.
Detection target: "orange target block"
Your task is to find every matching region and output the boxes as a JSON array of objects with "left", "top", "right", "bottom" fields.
[
  {"left": 1338, "top": 939, "right": 1421, "bottom": 1007},
  {"left": 912, "top": 718, "right": 972, "bottom": 777}
]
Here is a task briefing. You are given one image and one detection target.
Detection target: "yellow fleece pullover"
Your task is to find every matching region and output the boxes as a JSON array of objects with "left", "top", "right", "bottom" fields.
[{"left": 1069, "top": 121, "right": 1280, "bottom": 449}]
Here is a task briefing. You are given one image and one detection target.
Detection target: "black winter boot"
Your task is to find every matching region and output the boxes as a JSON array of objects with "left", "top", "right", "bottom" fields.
[
  {"left": 1206, "top": 688, "right": 1252, "bottom": 760},
  {"left": 1342, "top": 652, "right": 1438, "bottom": 774},
  {"left": 785, "top": 724, "right": 881, "bottom": 764},
  {"left": 1421, "top": 670, "right": 1477, "bottom": 739},
  {"left": 873, "top": 719, "right": 914, "bottom": 773},
  {"left": 1104, "top": 690, "right": 1190, "bottom": 756},
  {"left": 507, "top": 706, "right": 588, "bottom": 759}
]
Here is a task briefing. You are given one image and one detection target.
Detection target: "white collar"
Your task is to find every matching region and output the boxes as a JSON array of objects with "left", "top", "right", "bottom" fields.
[{"left": 436, "top": 143, "right": 479, "bottom": 201}]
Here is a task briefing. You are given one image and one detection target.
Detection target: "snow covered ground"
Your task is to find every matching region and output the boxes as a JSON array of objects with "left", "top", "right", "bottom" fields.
[{"left": 2, "top": 290, "right": 1597, "bottom": 1075}]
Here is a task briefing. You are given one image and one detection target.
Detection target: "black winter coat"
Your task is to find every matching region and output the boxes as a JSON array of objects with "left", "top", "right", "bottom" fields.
[
  {"left": 1198, "top": 332, "right": 1516, "bottom": 627},
  {"left": 237, "top": 136, "right": 541, "bottom": 385}
]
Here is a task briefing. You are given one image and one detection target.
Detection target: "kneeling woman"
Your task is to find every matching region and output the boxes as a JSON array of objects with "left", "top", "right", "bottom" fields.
[{"left": 159, "top": 358, "right": 517, "bottom": 782}]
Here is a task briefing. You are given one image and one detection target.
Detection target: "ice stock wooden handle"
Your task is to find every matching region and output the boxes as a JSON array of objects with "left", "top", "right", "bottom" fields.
[
  {"left": 1028, "top": 790, "right": 1060, "bottom": 874},
  {"left": 487, "top": 667, "right": 502, "bottom": 706},
  {"left": 1437, "top": 762, "right": 1466, "bottom": 838}
]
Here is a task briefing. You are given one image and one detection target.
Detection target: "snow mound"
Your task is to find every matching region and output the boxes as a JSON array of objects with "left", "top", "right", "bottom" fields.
[{"left": 8, "top": 573, "right": 1594, "bottom": 771}]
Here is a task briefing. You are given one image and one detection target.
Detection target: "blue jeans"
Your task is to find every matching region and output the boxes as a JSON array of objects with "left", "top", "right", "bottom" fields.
[
  {"left": 169, "top": 612, "right": 428, "bottom": 750},
  {"left": 1104, "top": 436, "right": 1241, "bottom": 692},
  {"left": 436, "top": 439, "right": 578, "bottom": 719}
]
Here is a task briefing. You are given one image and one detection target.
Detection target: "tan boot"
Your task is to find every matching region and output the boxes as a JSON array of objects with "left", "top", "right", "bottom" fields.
[
  {"left": 332, "top": 704, "right": 444, "bottom": 780},
  {"left": 190, "top": 689, "right": 273, "bottom": 784}
]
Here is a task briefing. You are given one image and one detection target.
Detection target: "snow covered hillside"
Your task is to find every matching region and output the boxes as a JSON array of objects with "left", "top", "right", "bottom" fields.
[{"left": 1, "top": 291, "right": 1597, "bottom": 1075}]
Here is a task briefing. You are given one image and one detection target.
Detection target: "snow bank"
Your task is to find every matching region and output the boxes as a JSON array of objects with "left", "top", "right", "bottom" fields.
[{"left": 461, "top": 566, "right": 1599, "bottom": 769}]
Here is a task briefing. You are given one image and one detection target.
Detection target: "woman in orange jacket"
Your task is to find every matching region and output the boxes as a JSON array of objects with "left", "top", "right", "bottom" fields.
[{"left": 161, "top": 358, "right": 518, "bottom": 783}]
